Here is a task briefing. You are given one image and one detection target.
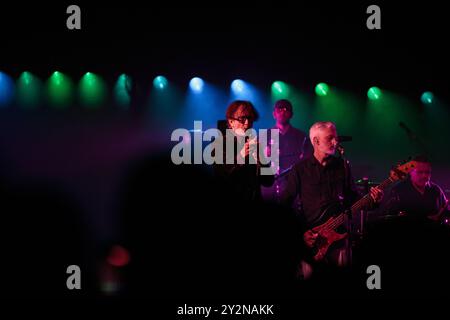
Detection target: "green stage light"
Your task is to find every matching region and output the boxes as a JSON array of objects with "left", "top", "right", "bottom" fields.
[
  {"left": 47, "top": 71, "right": 74, "bottom": 108},
  {"left": 79, "top": 72, "right": 107, "bottom": 107},
  {"left": 272, "top": 81, "right": 287, "bottom": 94},
  {"left": 114, "top": 74, "right": 132, "bottom": 108},
  {"left": 368, "top": 87, "right": 382, "bottom": 100},
  {"left": 271, "top": 81, "right": 290, "bottom": 99},
  {"left": 17, "top": 71, "right": 42, "bottom": 108},
  {"left": 315, "top": 83, "right": 329, "bottom": 96}
]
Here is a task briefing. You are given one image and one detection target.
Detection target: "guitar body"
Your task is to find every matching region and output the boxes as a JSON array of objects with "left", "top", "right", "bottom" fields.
[
  {"left": 302, "top": 160, "right": 417, "bottom": 263},
  {"left": 307, "top": 204, "right": 349, "bottom": 262},
  {"left": 311, "top": 218, "right": 348, "bottom": 261}
]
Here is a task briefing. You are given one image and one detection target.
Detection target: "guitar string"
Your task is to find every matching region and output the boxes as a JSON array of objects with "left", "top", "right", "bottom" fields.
[{"left": 322, "top": 176, "right": 396, "bottom": 232}]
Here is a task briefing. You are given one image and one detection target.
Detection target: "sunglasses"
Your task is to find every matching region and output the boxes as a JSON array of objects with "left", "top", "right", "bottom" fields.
[{"left": 230, "top": 116, "right": 254, "bottom": 124}]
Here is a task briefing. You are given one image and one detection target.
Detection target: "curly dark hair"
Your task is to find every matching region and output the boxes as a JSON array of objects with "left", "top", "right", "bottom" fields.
[{"left": 225, "top": 100, "right": 259, "bottom": 122}]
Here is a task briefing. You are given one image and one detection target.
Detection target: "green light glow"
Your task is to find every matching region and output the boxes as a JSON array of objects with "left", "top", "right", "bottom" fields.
[
  {"left": 47, "top": 71, "right": 74, "bottom": 108},
  {"left": 17, "top": 71, "right": 42, "bottom": 108},
  {"left": 271, "top": 81, "right": 290, "bottom": 99},
  {"left": 315, "top": 83, "right": 329, "bottom": 96},
  {"left": 79, "top": 72, "right": 107, "bottom": 108},
  {"left": 368, "top": 87, "right": 382, "bottom": 100},
  {"left": 114, "top": 74, "right": 132, "bottom": 108}
]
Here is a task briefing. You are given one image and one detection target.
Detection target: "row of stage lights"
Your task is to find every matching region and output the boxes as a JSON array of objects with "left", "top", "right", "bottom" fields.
[
  {"left": 170, "top": 77, "right": 435, "bottom": 104},
  {"left": 0, "top": 71, "right": 436, "bottom": 108}
]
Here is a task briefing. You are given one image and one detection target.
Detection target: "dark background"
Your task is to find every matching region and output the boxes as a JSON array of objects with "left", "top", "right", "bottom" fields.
[{"left": 1, "top": 1, "right": 449, "bottom": 299}]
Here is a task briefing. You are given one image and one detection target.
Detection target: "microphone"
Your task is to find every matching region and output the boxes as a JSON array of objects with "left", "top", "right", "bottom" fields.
[{"left": 399, "top": 121, "right": 416, "bottom": 140}]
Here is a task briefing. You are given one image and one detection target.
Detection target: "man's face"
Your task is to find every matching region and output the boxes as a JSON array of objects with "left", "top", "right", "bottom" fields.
[
  {"left": 228, "top": 105, "right": 254, "bottom": 136},
  {"left": 314, "top": 127, "right": 338, "bottom": 156},
  {"left": 410, "top": 162, "right": 432, "bottom": 188},
  {"left": 273, "top": 107, "right": 292, "bottom": 125}
]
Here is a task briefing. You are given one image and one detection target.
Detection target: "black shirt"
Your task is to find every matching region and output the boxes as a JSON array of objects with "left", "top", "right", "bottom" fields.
[
  {"left": 281, "top": 155, "right": 360, "bottom": 227},
  {"left": 214, "top": 135, "right": 274, "bottom": 202},
  {"left": 383, "top": 178, "right": 447, "bottom": 219},
  {"left": 268, "top": 126, "right": 311, "bottom": 172},
  {"left": 262, "top": 126, "right": 311, "bottom": 203}
]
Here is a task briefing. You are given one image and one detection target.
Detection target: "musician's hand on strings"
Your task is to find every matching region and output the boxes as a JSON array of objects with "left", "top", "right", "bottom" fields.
[
  {"left": 370, "top": 186, "right": 383, "bottom": 203},
  {"left": 303, "top": 230, "right": 318, "bottom": 248}
]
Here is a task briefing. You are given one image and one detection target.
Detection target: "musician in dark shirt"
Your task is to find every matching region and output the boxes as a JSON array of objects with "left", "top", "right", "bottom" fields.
[
  {"left": 281, "top": 121, "right": 383, "bottom": 276},
  {"left": 262, "top": 99, "right": 311, "bottom": 203},
  {"left": 382, "top": 155, "right": 448, "bottom": 222}
]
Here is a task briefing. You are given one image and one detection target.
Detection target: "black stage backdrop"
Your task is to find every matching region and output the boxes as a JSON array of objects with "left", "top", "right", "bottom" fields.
[{"left": 1, "top": 1, "right": 450, "bottom": 303}]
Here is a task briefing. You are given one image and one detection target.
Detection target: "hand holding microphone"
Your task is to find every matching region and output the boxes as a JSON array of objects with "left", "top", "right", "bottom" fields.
[{"left": 240, "top": 136, "right": 258, "bottom": 162}]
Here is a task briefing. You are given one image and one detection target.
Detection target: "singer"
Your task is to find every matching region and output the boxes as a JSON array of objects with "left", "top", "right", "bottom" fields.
[{"left": 213, "top": 100, "right": 274, "bottom": 202}]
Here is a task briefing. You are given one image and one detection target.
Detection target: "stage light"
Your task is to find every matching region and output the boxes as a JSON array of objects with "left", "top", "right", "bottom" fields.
[
  {"left": 189, "top": 77, "right": 204, "bottom": 93},
  {"left": 421, "top": 91, "right": 434, "bottom": 104},
  {"left": 271, "top": 81, "right": 291, "bottom": 100},
  {"left": 79, "top": 72, "right": 107, "bottom": 107},
  {"left": 272, "top": 81, "right": 287, "bottom": 94},
  {"left": 47, "top": 71, "right": 74, "bottom": 108},
  {"left": 367, "top": 87, "right": 382, "bottom": 100},
  {"left": 17, "top": 71, "right": 42, "bottom": 108},
  {"left": 0, "top": 71, "right": 15, "bottom": 107},
  {"left": 231, "top": 79, "right": 245, "bottom": 94},
  {"left": 107, "top": 245, "right": 130, "bottom": 267},
  {"left": 153, "top": 75, "right": 168, "bottom": 90},
  {"left": 115, "top": 74, "right": 132, "bottom": 108},
  {"left": 315, "top": 83, "right": 329, "bottom": 96}
]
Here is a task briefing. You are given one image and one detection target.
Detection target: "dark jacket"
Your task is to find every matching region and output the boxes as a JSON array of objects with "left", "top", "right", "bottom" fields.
[{"left": 214, "top": 136, "right": 274, "bottom": 202}]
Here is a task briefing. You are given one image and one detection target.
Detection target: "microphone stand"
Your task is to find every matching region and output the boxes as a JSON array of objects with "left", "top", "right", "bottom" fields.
[{"left": 399, "top": 121, "right": 429, "bottom": 157}]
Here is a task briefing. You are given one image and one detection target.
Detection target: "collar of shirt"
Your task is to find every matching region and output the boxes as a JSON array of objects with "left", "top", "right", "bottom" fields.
[{"left": 307, "top": 154, "right": 339, "bottom": 168}]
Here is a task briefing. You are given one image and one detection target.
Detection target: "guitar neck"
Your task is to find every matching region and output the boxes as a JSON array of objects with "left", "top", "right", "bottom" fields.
[
  {"left": 331, "top": 176, "right": 396, "bottom": 229},
  {"left": 351, "top": 176, "right": 395, "bottom": 214}
]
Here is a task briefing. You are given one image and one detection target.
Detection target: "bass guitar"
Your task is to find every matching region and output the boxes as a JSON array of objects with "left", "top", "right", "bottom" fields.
[{"left": 305, "top": 160, "right": 417, "bottom": 262}]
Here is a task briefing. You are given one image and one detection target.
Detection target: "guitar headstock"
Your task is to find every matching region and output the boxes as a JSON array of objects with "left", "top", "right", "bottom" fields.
[{"left": 390, "top": 160, "right": 418, "bottom": 181}]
